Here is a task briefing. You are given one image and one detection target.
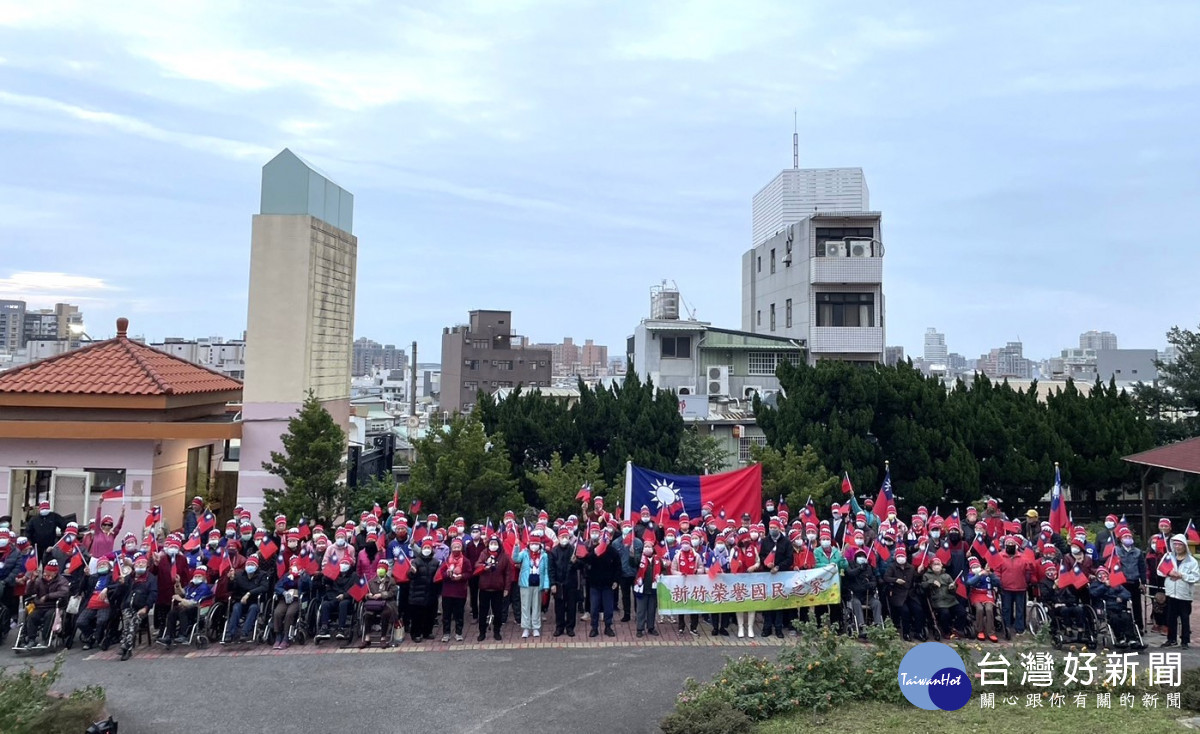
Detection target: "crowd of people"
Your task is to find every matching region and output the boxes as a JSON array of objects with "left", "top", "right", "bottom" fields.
[{"left": 0, "top": 492, "right": 1197, "bottom": 663}]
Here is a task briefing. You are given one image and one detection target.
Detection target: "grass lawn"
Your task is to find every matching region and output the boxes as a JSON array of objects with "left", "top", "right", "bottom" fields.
[{"left": 755, "top": 700, "right": 1194, "bottom": 734}]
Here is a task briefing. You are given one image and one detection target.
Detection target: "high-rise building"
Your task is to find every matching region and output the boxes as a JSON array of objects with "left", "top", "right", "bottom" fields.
[
  {"left": 741, "top": 211, "right": 885, "bottom": 364},
  {"left": 979, "top": 341, "right": 1033, "bottom": 379},
  {"left": 884, "top": 346, "right": 905, "bottom": 367},
  {"left": 1079, "top": 330, "right": 1118, "bottom": 351},
  {"left": 529, "top": 337, "right": 610, "bottom": 378},
  {"left": 0, "top": 300, "right": 24, "bottom": 353},
  {"left": 751, "top": 168, "right": 869, "bottom": 247},
  {"left": 440, "top": 310, "right": 551, "bottom": 413},
  {"left": 352, "top": 338, "right": 407, "bottom": 376},
  {"left": 240, "top": 149, "right": 357, "bottom": 516},
  {"left": 923, "top": 327, "right": 948, "bottom": 365},
  {"left": 21, "top": 309, "right": 58, "bottom": 345}
]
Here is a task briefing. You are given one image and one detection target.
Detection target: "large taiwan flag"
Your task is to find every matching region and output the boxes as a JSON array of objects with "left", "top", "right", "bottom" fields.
[{"left": 624, "top": 463, "right": 762, "bottom": 529}]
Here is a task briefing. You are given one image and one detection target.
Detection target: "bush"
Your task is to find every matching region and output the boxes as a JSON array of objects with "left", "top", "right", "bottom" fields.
[
  {"left": 660, "top": 700, "right": 750, "bottom": 734},
  {"left": 0, "top": 655, "right": 106, "bottom": 734},
  {"left": 1180, "top": 667, "right": 1200, "bottom": 712}
]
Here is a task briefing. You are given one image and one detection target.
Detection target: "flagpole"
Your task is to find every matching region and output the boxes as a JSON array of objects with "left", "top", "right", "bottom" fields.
[{"left": 624, "top": 461, "right": 633, "bottom": 523}]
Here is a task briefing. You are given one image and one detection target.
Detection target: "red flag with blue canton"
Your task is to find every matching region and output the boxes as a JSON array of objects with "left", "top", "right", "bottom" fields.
[
  {"left": 196, "top": 511, "right": 216, "bottom": 537},
  {"left": 624, "top": 463, "right": 762, "bottom": 531},
  {"left": 145, "top": 505, "right": 162, "bottom": 528},
  {"left": 799, "top": 497, "right": 817, "bottom": 526},
  {"left": 1049, "top": 465, "right": 1068, "bottom": 534},
  {"left": 1105, "top": 552, "right": 1126, "bottom": 587},
  {"left": 347, "top": 576, "right": 369, "bottom": 602},
  {"left": 874, "top": 467, "right": 894, "bottom": 516},
  {"left": 101, "top": 484, "right": 124, "bottom": 501},
  {"left": 258, "top": 537, "right": 278, "bottom": 560},
  {"left": 1158, "top": 554, "right": 1176, "bottom": 578},
  {"left": 841, "top": 472, "right": 853, "bottom": 496},
  {"left": 297, "top": 518, "right": 311, "bottom": 540},
  {"left": 1187, "top": 520, "right": 1200, "bottom": 544}
]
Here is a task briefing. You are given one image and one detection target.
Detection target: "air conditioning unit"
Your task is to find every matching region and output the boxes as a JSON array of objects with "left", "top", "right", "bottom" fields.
[
  {"left": 820, "top": 241, "right": 846, "bottom": 257},
  {"left": 743, "top": 385, "right": 763, "bottom": 399},
  {"left": 847, "top": 240, "right": 871, "bottom": 257},
  {"left": 706, "top": 366, "right": 729, "bottom": 396},
  {"left": 678, "top": 385, "right": 696, "bottom": 396}
]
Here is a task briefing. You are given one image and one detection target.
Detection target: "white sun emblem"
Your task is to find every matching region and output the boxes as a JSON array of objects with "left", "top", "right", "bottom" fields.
[{"left": 651, "top": 478, "right": 680, "bottom": 512}]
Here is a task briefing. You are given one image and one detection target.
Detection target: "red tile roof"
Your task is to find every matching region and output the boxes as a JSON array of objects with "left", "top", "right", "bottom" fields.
[
  {"left": 0, "top": 318, "right": 243, "bottom": 397},
  {"left": 1123, "top": 436, "right": 1200, "bottom": 475}
]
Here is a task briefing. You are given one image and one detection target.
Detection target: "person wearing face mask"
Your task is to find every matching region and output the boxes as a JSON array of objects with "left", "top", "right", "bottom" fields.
[
  {"left": 0, "top": 528, "right": 20, "bottom": 628},
  {"left": 1094, "top": 514, "right": 1121, "bottom": 561},
  {"left": 477, "top": 532, "right": 514, "bottom": 641},
  {"left": 512, "top": 530, "right": 551, "bottom": 638},
  {"left": 160, "top": 565, "right": 213, "bottom": 650},
  {"left": 813, "top": 530, "right": 847, "bottom": 633},
  {"left": 21, "top": 558, "right": 69, "bottom": 648},
  {"left": 24, "top": 500, "right": 67, "bottom": 559},
  {"left": 90, "top": 505, "right": 124, "bottom": 560},
  {"left": 236, "top": 521, "right": 256, "bottom": 553},
  {"left": 759, "top": 518, "right": 794, "bottom": 638},
  {"left": 921, "top": 558, "right": 964, "bottom": 640},
  {"left": 844, "top": 548, "right": 881, "bottom": 639},
  {"left": 465, "top": 524, "right": 485, "bottom": 622},
  {"left": 360, "top": 559, "right": 398, "bottom": 649},
  {"left": 729, "top": 528, "right": 761, "bottom": 638},
  {"left": 707, "top": 534, "right": 732, "bottom": 636},
  {"left": 634, "top": 505, "right": 664, "bottom": 545},
  {"left": 387, "top": 521, "right": 413, "bottom": 642},
  {"left": 1159, "top": 535, "right": 1199, "bottom": 649},
  {"left": 848, "top": 493, "right": 878, "bottom": 532},
  {"left": 151, "top": 536, "right": 189, "bottom": 638},
  {"left": 116, "top": 555, "right": 157, "bottom": 661},
  {"left": 616, "top": 521, "right": 640, "bottom": 622},
  {"left": 315, "top": 555, "right": 358, "bottom": 641},
  {"left": 1112, "top": 527, "right": 1147, "bottom": 633},
  {"left": 671, "top": 534, "right": 702, "bottom": 636},
  {"left": 634, "top": 539, "right": 663, "bottom": 637},
  {"left": 830, "top": 503, "right": 848, "bottom": 547},
  {"left": 224, "top": 554, "right": 270, "bottom": 644},
  {"left": 1147, "top": 518, "right": 1174, "bottom": 588},
  {"left": 1067, "top": 536, "right": 1095, "bottom": 576},
  {"left": 74, "top": 558, "right": 118, "bottom": 650},
  {"left": 271, "top": 559, "right": 309, "bottom": 650},
  {"left": 992, "top": 535, "right": 1034, "bottom": 635},
  {"left": 884, "top": 549, "right": 923, "bottom": 641},
  {"left": 324, "top": 528, "right": 353, "bottom": 570},
  {"left": 438, "top": 538, "right": 473, "bottom": 643},
  {"left": 406, "top": 537, "right": 441, "bottom": 643}
]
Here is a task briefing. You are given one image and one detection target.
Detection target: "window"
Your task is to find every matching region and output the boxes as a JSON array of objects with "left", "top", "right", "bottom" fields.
[
  {"left": 86, "top": 469, "right": 127, "bottom": 499},
  {"left": 739, "top": 436, "right": 767, "bottom": 463},
  {"left": 816, "top": 292, "right": 875, "bottom": 327},
  {"left": 470, "top": 339, "right": 490, "bottom": 349},
  {"left": 747, "top": 351, "right": 803, "bottom": 376},
  {"left": 464, "top": 359, "right": 478, "bottom": 370},
  {"left": 785, "top": 298, "right": 792, "bottom": 328},
  {"left": 756, "top": 310, "right": 761, "bottom": 326},
  {"left": 495, "top": 360, "right": 514, "bottom": 371},
  {"left": 770, "top": 248, "right": 776, "bottom": 274},
  {"left": 661, "top": 336, "right": 692, "bottom": 359},
  {"left": 463, "top": 381, "right": 478, "bottom": 391},
  {"left": 498, "top": 381, "right": 514, "bottom": 388},
  {"left": 757, "top": 256, "right": 761, "bottom": 273},
  {"left": 769, "top": 304, "right": 776, "bottom": 331},
  {"left": 814, "top": 227, "right": 877, "bottom": 257}
]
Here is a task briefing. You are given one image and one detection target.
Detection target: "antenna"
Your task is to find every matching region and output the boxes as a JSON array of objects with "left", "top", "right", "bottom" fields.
[{"left": 792, "top": 109, "right": 799, "bottom": 169}]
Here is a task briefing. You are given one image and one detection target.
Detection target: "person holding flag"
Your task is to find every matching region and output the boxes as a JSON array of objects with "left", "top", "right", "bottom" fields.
[
  {"left": 115, "top": 555, "right": 156, "bottom": 661},
  {"left": 387, "top": 519, "right": 413, "bottom": 642},
  {"left": 1095, "top": 514, "right": 1121, "bottom": 561},
  {"left": 1048, "top": 463, "right": 1069, "bottom": 535},
  {"left": 360, "top": 559, "right": 397, "bottom": 649},
  {"left": 671, "top": 534, "right": 702, "bottom": 636},
  {"left": 478, "top": 532, "right": 514, "bottom": 641},
  {"left": 993, "top": 534, "right": 1035, "bottom": 635},
  {"left": 759, "top": 517, "right": 794, "bottom": 638},
  {"left": 406, "top": 537, "right": 441, "bottom": 643},
  {"left": 813, "top": 528, "right": 846, "bottom": 632},
  {"left": 633, "top": 538, "right": 663, "bottom": 637},
  {"left": 922, "top": 557, "right": 964, "bottom": 639},
  {"left": 224, "top": 554, "right": 269, "bottom": 644},
  {"left": 316, "top": 554, "right": 358, "bottom": 642},
  {"left": 1089, "top": 568, "right": 1143, "bottom": 650},
  {"left": 1147, "top": 517, "right": 1174, "bottom": 585},
  {"left": 1113, "top": 526, "right": 1148, "bottom": 633},
  {"left": 438, "top": 537, "right": 473, "bottom": 643},
  {"left": 966, "top": 556, "right": 999, "bottom": 643},
  {"left": 183, "top": 496, "right": 205, "bottom": 538},
  {"left": 513, "top": 529, "right": 552, "bottom": 638},
  {"left": 1159, "top": 534, "right": 1199, "bottom": 649},
  {"left": 160, "top": 564, "right": 213, "bottom": 650},
  {"left": 844, "top": 547, "right": 881, "bottom": 639},
  {"left": 271, "top": 558, "right": 309, "bottom": 650},
  {"left": 23, "top": 558, "right": 69, "bottom": 648},
  {"left": 91, "top": 503, "right": 125, "bottom": 559},
  {"left": 74, "top": 556, "right": 118, "bottom": 650},
  {"left": 581, "top": 527, "right": 619, "bottom": 638}
]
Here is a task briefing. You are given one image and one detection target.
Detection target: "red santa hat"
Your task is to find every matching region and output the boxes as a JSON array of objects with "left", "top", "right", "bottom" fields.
[
  {"left": 593, "top": 496, "right": 604, "bottom": 506},
  {"left": 678, "top": 512, "right": 690, "bottom": 523},
  {"left": 100, "top": 514, "right": 115, "bottom": 525},
  {"left": 275, "top": 514, "right": 288, "bottom": 526},
  {"left": 335, "top": 529, "right": 348, "bottom": 540},
  {"left": 164, "top": 537, "right": 181, "bottom": 550},
  {"left": 788, "top": 529, "right": 802, "bottom": 543},
  {"left": 855, "top": 512, "right": 867, "bottom": 523},
  {"left": 1105, "top": 514, "right": 1118, "bottom": 524},
  {"left": 421, "top": 537, "right": 435, "bottom": 549},
  {"left": 986, "top": 498, "right": 998, "bottom": 509},
  {"left": 853, "top": 529, "right": 865, "bottom": 542},
  {"left": 208, "top": 530, "right": 222, "bottom": 540},
  {"left": 378, "top": 558, "right": 390, "bottom": 570},
  {"left": 969, "top": 556, "right": 982, "bottom": 569},
  {"left": 226, "top": 519, "right": 238, "bottom": 530},
  {"left": 894, "top": 548, "right": 908, "bottom": 560},
  {"left": 1158, "top": 517, "right": 1171, "bottom": 528}
]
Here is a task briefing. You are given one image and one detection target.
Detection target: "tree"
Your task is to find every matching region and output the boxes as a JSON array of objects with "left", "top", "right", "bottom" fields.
[
  {"left": 675, "top": 427, "right": 733, "bottom": 475},
  {"left": 261, "top": 391, "right": 349, "bottom": 527},
  {"left": 530, "top": 452, "right": 608, "bottom": 520},
  {"left": 406, "top": 414, "right": 523, "bottom": 521},
  {"left": 750, "top": 443, "right": 839, "bottom": 514},
  {"left": 1134, "top": 323, "right": 1200, "bottom": 440}
]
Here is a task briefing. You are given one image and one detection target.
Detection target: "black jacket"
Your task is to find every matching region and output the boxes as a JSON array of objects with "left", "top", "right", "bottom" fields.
[
  {"left": 583, "top": 544, "right": 621, "bottom": 588},
  {"left": 322, "top": 570, "right": 356, "bottom": 601},
  {"left": 119, "top": 574, "right": 157, "bottom": 612},
  {"left": 760, "top": 533, "right": 794, "bottom": 572},
  {"left": 407, "top": 555, "right": 439, "bottom": 607},
  {"left": 549, "top": 545, "right": 580, "bottom": 592},
  {"left": 884, "top": 562, "right": 917, "bottom": 605},
  {"left": 25, "top": 513, "right": 66, "bottom": 557},
  {"left": 844, "top": 562, "right": 877, "bottom": 600},
  {"left": 230, "top": 569, "right": 270, "bottom": 602}
]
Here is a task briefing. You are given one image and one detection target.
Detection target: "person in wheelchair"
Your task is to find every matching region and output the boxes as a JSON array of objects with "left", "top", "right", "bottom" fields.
[
  {"left": 225, "top": 556, "right": 269, "bottom": 644},
  {"left": 1090, "top": 568, "right": 1145, "bottom": 650},
  {"left": 966, "top": 557, "right": 999, "bottom": 642},
  {"left": 271, "top": 559, "right": 310, "bottom": 650},
  {"left": 359, "top": 558, "right": 397, "bottom": 649},
  {"left": 844, "top": 547, "right": 882, "bottom": 639},
  {"left": 317, "top": 559, "right": 357, "bottom": 639},
  {"left": 1038, "top": 564, "right": 1088, "bottom": 641},
  {"left": 75, "top": 557, "right": 118, "bottom": 650},
  {"left": 24, "top": 558, "right": 69, "bottom": 646},
  {"left": 160, "top": 565, "right": 213, "bottom": 650}
]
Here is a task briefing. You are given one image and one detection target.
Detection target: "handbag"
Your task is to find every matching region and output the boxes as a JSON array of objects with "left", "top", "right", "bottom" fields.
[
  {"left": 364, "top": 599, "right": 387, "bottom": 614},
  {"left": 52, "top": 608, "right": 63, "bottom": 634},
  {"left": 66, "top": 595, "right": 82, "bottom": 615},
  {"left": 540, "top": 589, "right": 550, "bottom": 611}
]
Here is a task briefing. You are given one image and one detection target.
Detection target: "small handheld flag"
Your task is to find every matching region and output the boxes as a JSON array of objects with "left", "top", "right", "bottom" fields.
[
  {"left": 392, "top": 556, "right": 411, "bottom": 582},
  {"left": 1186, "top": 520, "right": 1200, "bottom": 544},
  {"left": 196, "top": 511, "right": 216, "bottom": 537},
  {"left": 1049, "top": 463, "right": 1068, "bottom": 534},
  {"left": 258, "top": 537, "right": 278, "bottom": 561},
  {"left": 409, "top": 499, "right": 422, "bottom": 515},
  {"left": 706, "top": 560, "right": 720, "bottom": 580},
  {"left": 954, "top": 571, "right": 968, "bottom": 599},
  {"left": 322, "top": 560, "right": 341, "bottom": 581},
  {"left": 145, "top": 506, "right": 162, "bottom": 528},
  {"left": 841, "top": 472, "right": 853, "bottom": 496},
  {"left": 101, "top": 484, "right": 124, "bottom": 501},
  {"left": 347, "top": 576, "right": 369, "bottom": 602},
  {"left": 576, "top": 483, "right": 592, "bottom": 503},
  {"left": 1158, "top": 554, "right": 1176, "bottom": 578},
  {"left": 298, "top": 518, "right": 311, "bottom": 540},
  {"left": 25, "top": 552, "right": 39, "bottom": 574}
]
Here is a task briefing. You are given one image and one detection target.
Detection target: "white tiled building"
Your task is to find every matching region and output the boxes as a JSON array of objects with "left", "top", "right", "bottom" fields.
[
  {"left": 741, "top": 211, "right": 885, "bottom": 365},
  {"left": 751, "top": 167, "right": 869, "bottom": 247}
]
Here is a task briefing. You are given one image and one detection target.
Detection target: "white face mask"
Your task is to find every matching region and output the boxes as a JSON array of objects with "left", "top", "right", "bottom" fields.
[
  {"left": 226, "top": 529, "right": 235, "bottom": 538},
  {"left": 715, "top": 543, "right": 726, "bottom": 552},
  {"left": 856, "top": 557, "right": 868, "bottom": 565},
  {"left": 856, "top": 521, "right": 865, "bottom": 529},
  {"left": 339, "top": 563, "right": 351, "bottom": 572},
  {"left": 192, "top": 577, "right": 205, "bottom": 585},
  {"left": 930, "top": 530, "right": 941, "bottom": 539},
  {"left": 750, "top": 532, "right": 760, "bottom": 541},
  {"left": 806, "top": 533, "right": 817, "bottom": 542},
  {"left": 529, "top": 543, "right": 541, "bottom": 552},
  {"left": 336, "top": 538, "right": 347, "bottom": 547},
  {"left": 489, "top": 543, "right": 500, "bottom": 552},
  {"left": 40, "top": 509, "right": 50, "bottom": 516},
  {"left": 820, "top": 540, "right": 831, "bottom": 549},
  {"left": 287, "top": 541, "right": 298, "bottom": 550},
  {"left": 558, "top": 538, "right": 569, "bottom": 547},
  {"left": 590, "top": 533, "right": 600, "bottom": 541},
  {"left": 166, "top": 547, "right": 178, "bottom": 558},
  {"left": 855, "top": 537, "right": 865, "bottom": 546},
  {"left": 245, "top": 565, "right": 258, "bottom": 575},
  {"left": 421, "top": 548, "right": 432, "bottom": 557},
  {"left": 0, "top": 539, "right": 8, "bottom": 549},
  {"left": 1104, "top": 522, "right": 1115, "bottom": 530},
  {"left": 832, "top": 513, "right": 840, "bottom": 521},
  {"left": 641, "top": 516, "right": 650, "bottom": 524},
  {"left": 895, "top": 557, "right": 906, "bottom": 566},
  {"left": 622, "top": 528, "right": 632, "bottom": 536},
  {"left": 241, "top": 533, "right": 252, "bottom": 542}
]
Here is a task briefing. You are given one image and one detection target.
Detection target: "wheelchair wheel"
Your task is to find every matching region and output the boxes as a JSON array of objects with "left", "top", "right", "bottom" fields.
[
  {"left": 1027, "top": 603, "right": 1048, "bottom": 636},
  {"left": 293, "top": 627, "right": 308, "bottom": 646}
]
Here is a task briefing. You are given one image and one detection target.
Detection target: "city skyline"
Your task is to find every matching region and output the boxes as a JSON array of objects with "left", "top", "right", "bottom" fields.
[{"left": 1, "top": 3, "right": 1198, "bottom": 363}]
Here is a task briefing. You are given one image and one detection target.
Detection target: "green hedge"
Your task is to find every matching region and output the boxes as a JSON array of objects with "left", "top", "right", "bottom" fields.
[{"left": 0, "top": 655, "right": 106, "bottom": 734}]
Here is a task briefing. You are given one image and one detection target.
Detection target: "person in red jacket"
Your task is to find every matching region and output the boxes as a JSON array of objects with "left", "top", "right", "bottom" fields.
[
  {"left": 992, "top": 534, "right": 1034, "bottom": 634},
  {"left": 154, "top": 536, "right": 191, "bottom": 638},
  {"left": 439, "top": 537, "right": 474, "bottom": 642},
  {"left": 475, "top": 533, "right": 513, "bottom": 641}
]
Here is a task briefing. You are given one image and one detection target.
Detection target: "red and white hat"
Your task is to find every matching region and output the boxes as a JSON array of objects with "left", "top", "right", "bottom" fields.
[
  {"left": 421, "top": 537, "right": 435, "bottom": 549},
  {"left": 38, "top": 500, "right": 50, "bottom": 511},
  {"left": 44, "top": 558, "right": 60, "bottom": 570},
  {"left": 191, "top": 496, "right": 205, "bottom": 507},
  {"left": 768, "top": 517, "right": 782, "bottom": 531},
  {"left": 969, "top": 556, "right": 982, "bottom": 568}
]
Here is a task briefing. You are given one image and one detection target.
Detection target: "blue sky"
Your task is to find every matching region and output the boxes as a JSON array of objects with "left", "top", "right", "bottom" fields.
[{"left": 1, "top": 1, "right": 1197, "bottom": 362}]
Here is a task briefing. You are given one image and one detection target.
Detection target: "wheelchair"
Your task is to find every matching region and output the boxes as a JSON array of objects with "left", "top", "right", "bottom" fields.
[
  {"left": 314, "top": 599, "right": 361, "bottom": 645},
  {"left": 924, "top": 597, "right": 967, "bottom": 641},
  {"left": 963, "top": 599, "right": 1008, "bottom": 641},
  {"left": 1025, "top": 599, "right": 1050, "bottom": 636},
  {"left": 1048, "top": 602, "right": 1094, "bottom": 649},
  {"left": 842, "top": 590, "right": 882, "bottom": 638},
  {"left": 12, "top": 599, "right": 67, "bottom": 655},
  {"left": 1090, "top": 601, "right": 1145, "bottom": 650}
]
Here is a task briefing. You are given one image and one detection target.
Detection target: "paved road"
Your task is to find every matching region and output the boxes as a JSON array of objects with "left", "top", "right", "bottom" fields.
[{"left": 1, "top": 641, "right": 755, "bottom": 734}]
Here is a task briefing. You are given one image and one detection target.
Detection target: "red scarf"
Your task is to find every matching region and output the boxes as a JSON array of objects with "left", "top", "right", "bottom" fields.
[
  {"left": 636, "top": 554, "right": 660, "bottom": 585},
  {"left": 732, "top": 545, "right": 758, "bottom": 573},
  {"left": 527, "top": 549, "right": 542, "bottom": 572},
  {"left": 446, "top": 552, "right": 464, "bottom": 579},
  {"left": 677, "top": 548, "right": 697, "bottom": 575}
]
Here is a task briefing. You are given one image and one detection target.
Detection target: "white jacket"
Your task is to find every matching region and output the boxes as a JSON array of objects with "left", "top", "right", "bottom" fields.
[{"left": 1158, "top": 535, "right": 1200, "bottom": 601}]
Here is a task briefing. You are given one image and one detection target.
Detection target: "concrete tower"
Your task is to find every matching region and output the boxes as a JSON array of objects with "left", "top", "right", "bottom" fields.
[{"left": 238, "top": 149, "right": 357, "bottom": 516}]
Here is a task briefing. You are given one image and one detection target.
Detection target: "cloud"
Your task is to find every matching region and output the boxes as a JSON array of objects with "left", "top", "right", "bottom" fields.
[
  {"left": 0, "top": 91, "right": 271, "bottom": 160},
  {"left": 0, "top": 272, "right": 117, "bottom": 304}
]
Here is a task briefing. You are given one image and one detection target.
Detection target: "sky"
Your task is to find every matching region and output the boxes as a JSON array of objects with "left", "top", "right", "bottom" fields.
[{"left": 1, "top": 1, "right": 1197, "bottom": 363}]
